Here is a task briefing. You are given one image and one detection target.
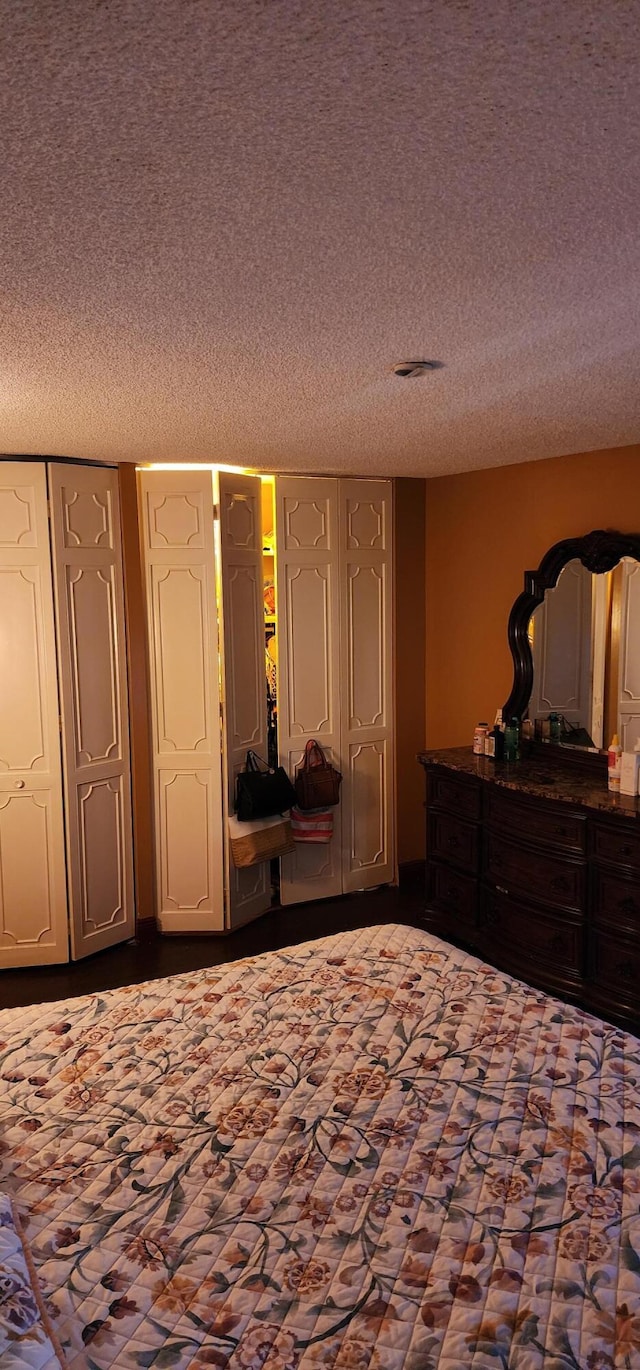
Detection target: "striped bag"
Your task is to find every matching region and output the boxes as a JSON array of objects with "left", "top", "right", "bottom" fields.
[{"left": 290, "top": 805, "right": 334, "bottom": 844}]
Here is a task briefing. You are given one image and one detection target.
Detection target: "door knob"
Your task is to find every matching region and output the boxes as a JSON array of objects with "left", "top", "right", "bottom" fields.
[{"left": 14, "top": 780, "right": 25, "bottom": 789}]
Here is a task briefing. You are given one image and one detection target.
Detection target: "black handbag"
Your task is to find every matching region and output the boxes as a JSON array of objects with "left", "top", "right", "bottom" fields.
[{"left": 235, "top": 750, "right": 296, "bottom": 822}]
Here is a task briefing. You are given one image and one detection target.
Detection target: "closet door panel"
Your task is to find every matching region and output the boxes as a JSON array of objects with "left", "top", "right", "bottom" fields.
[
  {"left": 346, "top": 740, "right": 389, "bottom": 877},
  {"left": 139, "top": 470, "right": 225, "bottom": 932},
  {"left": 151, "top": 564, "right": 211, "bottom": 752},
  {"left": 276, "top": 478, "right": 343, "bottom": 903},
  {"left": 0, "top": 462, "right": 68, "bottom": 966},
  {"left": 340, "top": 482, "right": 395, "bottom": 891},
  {"left": 49, "top": 464, "right": 135, "bottom": 958},
  {"left": 158, "top": 769, "right": 216, "bottom": 915},
  {"left": 217, "top": 472, "right": 270, "bottom": 928}
]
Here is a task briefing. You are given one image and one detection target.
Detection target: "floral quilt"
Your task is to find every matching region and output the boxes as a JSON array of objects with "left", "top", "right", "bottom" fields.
[{"left": 1, "top": 923, "right": 639, "bottom": 1370}]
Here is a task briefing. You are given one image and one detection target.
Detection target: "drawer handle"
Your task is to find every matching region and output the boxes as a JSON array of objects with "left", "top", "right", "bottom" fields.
[
  {"left": 549, "top": 934, "right": 566, "bottom": 955},
  {"left": 617, "top": 961, "right": 635, "bottom": 982},
  {"left": 446, "top": 834, "right": 460, "bottom": 850},
  {"left": 550, "top": 876, "right": 570, "bottom": 894},
  {"left": 495, "top": 884, "right": 509, "bottom": 895},
  {"left": 618, "top": 897, "right": 638, "bottom": 915},
  {"left": 620, "top": 845, "right": 633, "bottom": 858},
  {"left": 553, "top": 825, "right": 568, "bottom": 837},
  {"left": 445, "top": 886, "right": 459, "bottom": 904}
]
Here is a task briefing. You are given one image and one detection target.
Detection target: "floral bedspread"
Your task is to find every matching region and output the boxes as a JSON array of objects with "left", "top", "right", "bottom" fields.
[
  {"left": 1, "top": 923, "right": 639, "bottom": 1369},
  {"left": 0, "top": 1190, "right": 65, "bottom": 1367}
]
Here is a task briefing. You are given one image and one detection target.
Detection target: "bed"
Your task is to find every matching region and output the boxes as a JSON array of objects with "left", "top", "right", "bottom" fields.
[{"left": 1, "top": 923, "right": 639, "bottom": 1369}]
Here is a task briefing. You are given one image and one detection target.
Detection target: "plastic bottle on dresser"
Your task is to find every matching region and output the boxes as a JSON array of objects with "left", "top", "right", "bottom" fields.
[
  {"left": 607, "top": 734, "right": 622, "bottom": 792},
  {"left": 504, "top": 717, "right": 520, "bottom": 763},
  {"left": 485, "top": 710, "right": 505, "bottom": 760},
  {"left": 473, "top": 722, "right": 489, "bottom": 755}
]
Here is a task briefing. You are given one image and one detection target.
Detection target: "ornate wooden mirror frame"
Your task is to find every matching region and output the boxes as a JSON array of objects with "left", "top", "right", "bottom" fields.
[{"left": 503, "top": 528, "right": 640, "bottom": 727}]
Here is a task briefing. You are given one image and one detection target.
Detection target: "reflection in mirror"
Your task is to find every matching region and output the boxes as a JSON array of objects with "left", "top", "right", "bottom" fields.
[{"left": 527, "top": 558, "right": 640, "bottom": 750}]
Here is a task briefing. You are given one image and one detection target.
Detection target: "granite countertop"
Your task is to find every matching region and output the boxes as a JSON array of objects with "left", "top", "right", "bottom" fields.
[{"left": 418, "top": 746, "right": 640, "bottom": 821}]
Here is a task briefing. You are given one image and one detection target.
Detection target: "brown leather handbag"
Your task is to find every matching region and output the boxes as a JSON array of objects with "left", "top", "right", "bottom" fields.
[{"left": 294, "top": 739, "right": 342, "bottom": 810}]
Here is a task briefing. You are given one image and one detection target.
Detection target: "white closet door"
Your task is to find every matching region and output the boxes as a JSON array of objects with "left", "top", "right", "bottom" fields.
[
  {"left": 138, "top": 470, "right": 225, "bottom": 932},
  {"left": 217, "top": 472, "right": 271, "bottom": 928},
  {"left": 0, "top": 462, "right": 68, "bottom": 967},
  {"left": 49, "top": 464, "right": 135, "bottom": 959},
  {"left": 276, "top": 477, "right": 343, "bottom": 904},
  {"left": 340, "top": 480, "right": 395, "bottom": 891},
  {"left": 616, "top": 560, "right": 640, "bottom": 750}
]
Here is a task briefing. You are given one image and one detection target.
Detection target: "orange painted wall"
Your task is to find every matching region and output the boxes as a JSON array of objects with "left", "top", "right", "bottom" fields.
[
  {"left": 425, "top": 444, "right": 640, "bottom": 748},
  {"left": 395, "top": 478, "right": 427, "bottom": 862}
]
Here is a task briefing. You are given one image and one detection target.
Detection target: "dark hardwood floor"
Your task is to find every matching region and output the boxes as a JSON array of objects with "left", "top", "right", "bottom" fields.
[{"left": 1, "top": 881, "right": 426, "bottom": 1010}]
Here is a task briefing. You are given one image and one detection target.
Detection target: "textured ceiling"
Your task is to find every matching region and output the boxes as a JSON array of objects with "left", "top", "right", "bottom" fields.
[{"left": 1, "top": 0, "right": 639, "bottom": 476}]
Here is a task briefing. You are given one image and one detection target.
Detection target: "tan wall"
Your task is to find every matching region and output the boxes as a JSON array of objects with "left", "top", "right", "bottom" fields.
[
  {"left": 425, "top": 444, "right": 640, "bottom": 748},
  {"left": 395, "top": 478, "right": 427, "bottom": 862}
]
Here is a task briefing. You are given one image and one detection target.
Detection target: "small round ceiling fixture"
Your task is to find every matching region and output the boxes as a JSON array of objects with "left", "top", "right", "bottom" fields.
[{"left": 391, "top": 359, "right": 444, "bottom": 378}]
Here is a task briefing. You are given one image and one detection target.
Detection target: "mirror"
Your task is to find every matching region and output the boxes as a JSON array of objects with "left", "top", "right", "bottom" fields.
[
  {"left": 504, "top": 529, "right": 640, "bottom": 752},
  {"left": 527, "top": 558, "right": 640, "bottom": 749}
]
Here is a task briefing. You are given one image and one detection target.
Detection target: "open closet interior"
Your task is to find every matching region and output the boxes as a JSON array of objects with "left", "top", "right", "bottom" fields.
[{"left": 138, "top": 467, "right": 395, "bottom": 933}]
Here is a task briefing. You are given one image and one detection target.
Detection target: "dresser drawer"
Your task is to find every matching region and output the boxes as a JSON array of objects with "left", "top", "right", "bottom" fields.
[
  {"left": 428, "top": 771, "right": 481, "bottom": 821},
  {"left": 427, "top": 860, "right": 478, "bottom": 930},
  {"left": 486, "top": 833, "right": 585, "bottom": 913},
  {"left": 591, "top": 821, "right": 640, "bottom": 871},
  {"left": 488, "top": 790, "right": 586, "bottom": 854},
  {"left": 429, "top": 810, "right": 480, "bottom": 874},
  {"left": 480, "top": 888, "right": 583, "bottom": 984},
  {"left": 588, "top": 928, "right": 640, "bottom": 1011},
  {"left": 591, "top": 867, "right": 640, "bottom": 935}
]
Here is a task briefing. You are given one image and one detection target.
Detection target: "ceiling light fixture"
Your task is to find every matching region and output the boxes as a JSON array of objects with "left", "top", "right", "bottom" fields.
[{"left": 391, "top": 360, "right": 444, "bottom": 378}]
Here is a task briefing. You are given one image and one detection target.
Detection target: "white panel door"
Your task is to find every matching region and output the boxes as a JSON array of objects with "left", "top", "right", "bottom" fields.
[
  {"left": 49, "top": 464, "right": 135, "bottom": 959},
  {"left": 616, "top": 560, "right": 640, "bottom": 750},
  {"left": 217, "top": 472, "right": 271, "bottom": 929},
  {"left": 0, "top": 461, "right": 69, "bottom": 967},
  {"left": 276, "top": 477, "right": 343, "bottom": 904},
  {"left": 138, "top": 470, "right": 225, "bottom": 932},
  {"left": 340, "top": 480, "right": 395, "bottom": 892}
]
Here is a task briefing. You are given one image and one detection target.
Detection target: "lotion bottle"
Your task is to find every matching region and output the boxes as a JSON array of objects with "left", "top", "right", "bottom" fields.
[{"left": 607, "top": 734, "right": 622, "bottom": 792}]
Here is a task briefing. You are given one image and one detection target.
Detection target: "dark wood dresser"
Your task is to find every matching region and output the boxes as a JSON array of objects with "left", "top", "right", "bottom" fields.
[{"left": 419, "top": 748, "right": 640, "bottom": 1033}]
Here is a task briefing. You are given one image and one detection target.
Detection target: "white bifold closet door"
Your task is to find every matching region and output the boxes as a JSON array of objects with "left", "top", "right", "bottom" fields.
[
  {"left": 0, "top": 462, "right": 68, "bottom": 966},
  {"left": 277, "top": 476, "right": 394, "bottom": 904},
  {"left": 49, "top": 464, "right": 135, "bottom": 958},
  {"left": 216, "top": 471, "right": 272, "bottom": 929},
  {"left": 339, "top": 480, "right": 395, "bottom": 893},
  {"left": 138, "top": 468, "right": 270, "bottom": 933},
  {"left": 276, "top": 478, "right": 343, "bottom": 903},
  {"left": 0, "top": 460, "right": 134, "bottom": 969},
  {"left": 138, "top": 469, "right": 394, "bottom": 929},
  {"left": 138, "top": 470, "right": 227, "bottom": 933}
]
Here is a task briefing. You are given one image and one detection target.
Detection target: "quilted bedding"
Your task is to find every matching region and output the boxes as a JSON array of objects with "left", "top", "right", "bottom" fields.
[{"left": 1, "top": 923, "right": 639, "bottom": 1370}]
